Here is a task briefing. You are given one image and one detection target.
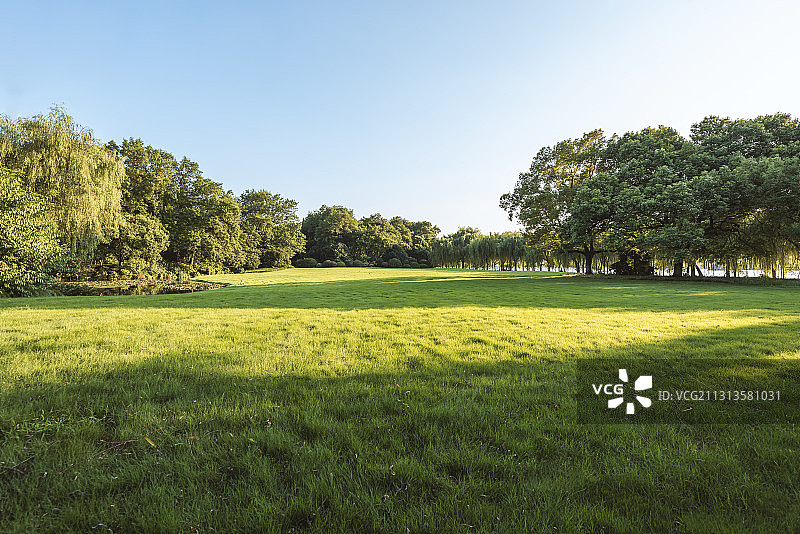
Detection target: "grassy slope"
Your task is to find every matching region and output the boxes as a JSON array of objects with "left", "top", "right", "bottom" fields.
[{"left": 0, "top": 268, "right": 798, "bottom": 533}]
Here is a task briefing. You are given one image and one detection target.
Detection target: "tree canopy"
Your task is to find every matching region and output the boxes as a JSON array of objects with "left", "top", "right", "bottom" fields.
[
  {"left": 502, "top": 113, "right": 800, "bottom": 277},
  {"left": 0, "top": 107, "right": 123, "bottom": 256}
]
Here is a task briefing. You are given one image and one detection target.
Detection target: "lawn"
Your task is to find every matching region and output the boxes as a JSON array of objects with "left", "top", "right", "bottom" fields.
[{"left": 1, "top": 268, "right": 798, "bottom": 533}]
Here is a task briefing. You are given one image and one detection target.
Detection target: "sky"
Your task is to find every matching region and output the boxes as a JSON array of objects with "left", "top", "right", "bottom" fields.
[{"left": 2, "top": 1, "right": 800, "bottom": 234}]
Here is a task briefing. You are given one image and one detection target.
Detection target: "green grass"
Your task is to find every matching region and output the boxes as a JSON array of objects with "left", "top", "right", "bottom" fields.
[{"left": 1, "top": 268, "right": 798, "bottom": 533}]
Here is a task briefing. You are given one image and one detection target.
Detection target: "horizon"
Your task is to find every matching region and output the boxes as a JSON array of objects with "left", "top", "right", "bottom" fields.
[{"left": 3, "top": 1, "right": 799, "bottom": 234}]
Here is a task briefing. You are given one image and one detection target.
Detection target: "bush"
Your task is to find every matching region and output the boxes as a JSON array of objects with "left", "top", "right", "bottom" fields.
[
  {"left": 351, "top": 260, "right": 365, "bottom": 267},
  {"left": 409, "top": 261, "right": 420, "bottom": 269},
  {"left": 382, "top": 244, "right": 409, "bottom": 266},
  {"left": 380, "top": 261, "right": 389, "bottom": 268},
  {"left": 402, "top": 263, "right": 411, "bottom": 269},
  {"left": 295, "top": 258, "right": 319, "bottom": 268},
  {"left": 320, "top": 259, "right": 338, "bottom": 268},
  {"left": 388, "top": 258, "right": 402, "bottom": 268},
  {"left": 335, "top": 261, "right": 346, "bottom": 267}
]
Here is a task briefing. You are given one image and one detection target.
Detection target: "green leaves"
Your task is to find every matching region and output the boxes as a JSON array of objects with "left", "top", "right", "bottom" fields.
[
  {"left": 238, "top": 190, "right": 305, "bottom": 269},
  {"left": 0, "top": 107, "right": 123, "bottom": 258},
  {"left": 503, "top": 115, "right": 800, "bottom": 276},
  {"left": 0, "top": 169, "right": 64, "bottom": 296}
]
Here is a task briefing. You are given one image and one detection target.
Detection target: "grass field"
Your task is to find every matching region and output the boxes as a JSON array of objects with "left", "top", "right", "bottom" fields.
[{"left": 1, "top": 268, "right": 799, "bottom": 533}]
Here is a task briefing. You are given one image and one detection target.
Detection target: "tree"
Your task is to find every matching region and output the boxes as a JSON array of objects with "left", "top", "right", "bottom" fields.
[
  {"left": 601, "top": 126, "right": 703, "bottom": 276},
  {"left": 559, "top": 172, "right": 621, "bottom": 274},
  {"left": 107, "top": 138, "right": 176, "bottom": 216},
  {"left": 161, "top": 158, "right": 243, "bottom": 273},
  {"left": 690, "top": 115, "right": 800, "bottom": 276},
  {"left": 0, "top": 168, "right": 63, "bottom": 295},
  {"left": 353, "top": 214, "right": 402, "bottom": 262},
  {"left": 112, "top": 214, "right": 170, "bottom": 277},
  {"left": 0, "top": 108, "right": 123, "bottom": 258},
  {"left": 501, "top": 130, "right": 610, "bottom": 273},
  {"left": 95, "top": 138, "right": 175, "bottom": 278},
  {"left": 301, "top": 206, "right": 360, "bottom": 261},
  {"left": 239, "top": 189, "right": 305, "bottom": 268}
]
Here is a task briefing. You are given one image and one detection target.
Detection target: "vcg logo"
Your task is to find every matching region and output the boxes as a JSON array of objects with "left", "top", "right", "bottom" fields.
[{"left": 591, "top": 369, "right": 653, "bottom": 415}]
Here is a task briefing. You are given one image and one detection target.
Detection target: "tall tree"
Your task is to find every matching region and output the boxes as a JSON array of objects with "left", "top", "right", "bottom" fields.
[
  {"left": 96, "top": 138, "right": 175, "bottom": 277},
  {"left": 301, "top": 205, "right": 360, "bottom": 261},
  {"left": 501, "top": 130, "right": 610, "bottom": 273},
  {"left": 238, "top": 189, "right": 305, "bottom": 268},
  {"left": 354, "top": 214, "right": 401, "bottom": 262},
  {"left": 162, "top": 158, "right": 243, "bottom": 272},
  {"left": 0, "top": 108, "right": 123, "bottom": 257}
]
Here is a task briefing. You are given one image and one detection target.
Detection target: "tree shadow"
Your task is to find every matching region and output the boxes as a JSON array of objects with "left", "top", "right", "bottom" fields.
[{"left": 1, "top": 319, "right": 799, "bottom": 531}]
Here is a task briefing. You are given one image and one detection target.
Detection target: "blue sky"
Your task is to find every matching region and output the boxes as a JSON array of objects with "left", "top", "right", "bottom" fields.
[{"left": 3, "top": 1, "right": 799, "bottom": 234}]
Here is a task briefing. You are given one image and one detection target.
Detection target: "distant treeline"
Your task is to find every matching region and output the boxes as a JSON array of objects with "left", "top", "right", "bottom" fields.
[
  {"left": 501, "top": 114, "right": 800, "bottom": 278},
  {"left": 3, "top": 107, "right": 800, "bottom": 296},
  {"left": 0, "top": 108, "right": 444, "bottom": 296}
]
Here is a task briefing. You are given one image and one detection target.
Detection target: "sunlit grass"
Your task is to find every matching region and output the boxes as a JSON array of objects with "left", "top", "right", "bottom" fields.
[{"left": 1, "top": 268, "right": 798, "bottom": 532}]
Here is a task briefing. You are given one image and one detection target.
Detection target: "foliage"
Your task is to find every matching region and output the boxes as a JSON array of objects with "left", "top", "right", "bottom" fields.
[
  {"left": 301, "top": 205, "right": 359, "bottom": 261},
  {"left": 502, "top": 114, "right": 800, "bottom": 277},
  {"left": 160, "top": 158, "right": 244, "bottom": 273},
  {"left": 0, "top": 108, "right": 123, "bottom": 257},
  {"left": 294, "top": 257, "right": 319, "bottom": 268},
  {"left": 239, "top": 189, "right": 305, "bottom": 269},
  {"left": 301, "top": 206, "right": 439, "bottom": 266},
  {"left": 0, "top": 169, "right": 64, "bottom": 296}
]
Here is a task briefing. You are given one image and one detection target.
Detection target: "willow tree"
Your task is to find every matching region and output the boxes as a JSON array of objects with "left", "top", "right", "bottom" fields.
[{"left": 0, "top": 108, "right": 123, "bottom": 257}]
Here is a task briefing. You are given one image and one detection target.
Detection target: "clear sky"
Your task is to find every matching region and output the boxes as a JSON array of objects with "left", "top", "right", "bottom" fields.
[{"left": 3, "top": 1, "right": 799, "bottom": 234}]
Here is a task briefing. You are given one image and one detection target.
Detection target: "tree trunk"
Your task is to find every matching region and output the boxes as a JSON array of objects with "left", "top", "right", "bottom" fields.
[
  {"left": 584, "top": 251, "right": 595, "bottom": 274},
  {"left": 673, "top": 260, "right": 683, "bottom": 277},
  {"left": 690, "top": 264, "right": 696, "bottom": 277},
  {"left": 694, "top": 263, "right": 703, "bottom": 277}
]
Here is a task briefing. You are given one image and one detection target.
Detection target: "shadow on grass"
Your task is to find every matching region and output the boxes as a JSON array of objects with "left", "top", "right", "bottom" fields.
[
  {"left": 4, "top": 270, "right": 799, "bottom": 313},
  {"left": 2, "top": 320, "right": 800, "bottom": 532}
]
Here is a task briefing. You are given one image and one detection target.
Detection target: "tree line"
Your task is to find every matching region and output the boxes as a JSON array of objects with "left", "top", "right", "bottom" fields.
[
  {"left": 3, "top": 107, "right": 799, "bottom": 296},
  {"left": 295, "top": 205, "right": 439, "bottom": 268},
  {"left": 0, "top": 108, "right": 308, "bottom": 295},
  {"left": 0, "top": 108, "right": 442, "bottom": 296},
  {"left": 501, "top": 114, "right": 800, "bottom": 278}
]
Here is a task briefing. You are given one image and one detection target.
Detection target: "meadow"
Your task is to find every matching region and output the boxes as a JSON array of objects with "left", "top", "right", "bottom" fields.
[{"left": 1, "top": 268, "right": 798, "bottom": 533}]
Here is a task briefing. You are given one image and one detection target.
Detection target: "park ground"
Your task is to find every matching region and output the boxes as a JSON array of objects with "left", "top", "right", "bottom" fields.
[{"left": 1, "top": 268, "right": 798, "bottom": 532}]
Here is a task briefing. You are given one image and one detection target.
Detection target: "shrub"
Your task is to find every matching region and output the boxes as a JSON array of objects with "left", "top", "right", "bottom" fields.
[
  {"left": 388, "top": 258, "right": 402, "bottom": 268},
  {"left": 382, "top": 244, "right": 409, "bottom": 265},
  {"left": 351, "top": 260, "right": 365, "bottom": 267},
  {"left": 335, "top": 261, "right": 346, "bottom": 267},
  {"left": 409, "top": 261, "right": 420, "bottom": 269},
  {"left": 380, "top": 262, "right": 389, "bottom": 268},
  {"left": 402, "top": 263, "right": 411, "bottom": 269},
  {"left": 320, "top": 259, "right": 338, "bottom": 268},
  {"left": 295, "top": 258, "right": 319, "bottom": 268}
]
